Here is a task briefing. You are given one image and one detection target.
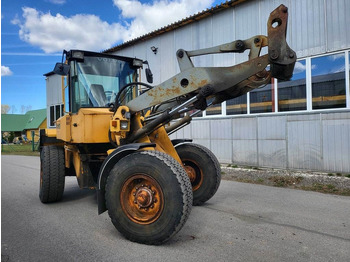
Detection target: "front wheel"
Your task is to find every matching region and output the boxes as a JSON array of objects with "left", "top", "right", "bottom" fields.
[
  {"left": 105, "top": 150, "right": 192, "bottom": 245},
  {"left": 175, "top": 143, "right": 221, "bottom": 206},
  {"left": 39, "top": 145, "right": 65, "bottom": 203}
]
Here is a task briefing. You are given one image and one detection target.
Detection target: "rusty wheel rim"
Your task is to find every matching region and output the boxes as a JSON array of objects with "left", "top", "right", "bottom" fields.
[
  {"left": 120, "top": 174, "right": 164, "bottom": 225},
  {"left": 183, "top": 159, "right": 203, "bottom": 191}
]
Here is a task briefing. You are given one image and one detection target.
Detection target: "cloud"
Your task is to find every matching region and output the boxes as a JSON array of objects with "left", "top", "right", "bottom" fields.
[
  {"left": 47, "top": 0, "right": 66, "bottom": 4},
  {"left": 113, "top": 0, "right": 214, "bottom": 41},
  {"left": 293, "top": 61, "right": 307, "bottom": 74},
  {"left": 328, "top": 53, "right": 344, "bottom": 61},
  {"left": 293, "top": 61, "right": 316, "bottom": 74},
  {"left": 1, "top": 66, "right": 13, "bottom": 76},
  {"left": 13, "top": 7, "right": 126, "bottom": 53},
  {"left": 13, "top": 0, "right": 215, "bottom": 53},
  {"left": 331, "top": 65, "right": 345, "bottom": 73}
]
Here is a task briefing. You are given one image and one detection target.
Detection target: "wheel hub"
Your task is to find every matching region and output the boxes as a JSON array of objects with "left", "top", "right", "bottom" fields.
[
  {"left": 184, "top": 165, "right": 196, "bottom": 183},
  {"left": 135, "top": 186, "right": 154, "bottom": 209},
  {"left": 183, "top": 160, "right": 204, "bottom": 191},
  {"left": 120, "top": 174, "right": 164, "bottom": 224}
]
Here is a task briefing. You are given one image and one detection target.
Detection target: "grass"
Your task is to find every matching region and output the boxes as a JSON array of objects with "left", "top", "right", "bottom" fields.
[
  {"left": 1, "top": 144, "right": 39, "bottom": 156},
  {"left": 268, "top": 175, "right": 304, "bottom": 187},
  {"left": 301, "top": 183, "right": 350, "bottom": 196}
]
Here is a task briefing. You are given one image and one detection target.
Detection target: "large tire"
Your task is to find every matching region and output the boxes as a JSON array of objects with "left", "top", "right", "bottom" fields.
[
  {"left": 175, "top": 143, "right": 221, "bottom": 206},
  {"left": 105, "top": 150, "right": 192, "bottom": 245},
  {"left": 39, "top": 146, "right": 65, "bottom": 203}
]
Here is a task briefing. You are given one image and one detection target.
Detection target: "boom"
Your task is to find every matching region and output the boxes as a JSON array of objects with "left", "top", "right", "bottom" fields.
[{"left": 111, "top": 4, "right": 296, "bottom": 145}]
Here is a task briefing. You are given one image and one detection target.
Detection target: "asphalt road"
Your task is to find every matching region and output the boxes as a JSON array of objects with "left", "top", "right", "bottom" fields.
[{"left": 2, "top": 155, "right": 350, "bottom": 262}]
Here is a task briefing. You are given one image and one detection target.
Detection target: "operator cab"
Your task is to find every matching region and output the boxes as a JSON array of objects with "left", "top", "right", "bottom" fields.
[{"left": 53, "top": 50, "right": 150, "bottom": 113}]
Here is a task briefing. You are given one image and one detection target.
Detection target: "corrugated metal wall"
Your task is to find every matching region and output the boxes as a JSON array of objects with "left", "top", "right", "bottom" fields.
[
  {"left": 170, "top": 111, "right": 350, "bottom": 173},
  {"left": 114, "top": 0, "right": 350, "bottom": 73},
  {"left": 112, "top": 0, "right": 350, "bottom": 172}
]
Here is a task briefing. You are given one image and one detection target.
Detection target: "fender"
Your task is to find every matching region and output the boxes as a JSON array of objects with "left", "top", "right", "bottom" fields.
[
  {"left": 97, "top": 143, "right": 156, "bottom": 214},
  {"left": 171, "top": 139, "right": 192, "bottom": 147}
]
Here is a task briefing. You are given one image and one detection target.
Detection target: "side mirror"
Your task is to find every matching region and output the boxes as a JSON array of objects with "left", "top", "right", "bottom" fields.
[
  {"left": 145, "top": 68, "right": 153, "bottom": 83},
  {"left": 53, "top": 63, "right": 70, "bottom": 76}
]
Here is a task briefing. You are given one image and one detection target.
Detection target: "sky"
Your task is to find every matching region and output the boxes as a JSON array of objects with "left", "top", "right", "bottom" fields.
[{"left": 1, "top": 0, "right": 223, "bottom": 113}]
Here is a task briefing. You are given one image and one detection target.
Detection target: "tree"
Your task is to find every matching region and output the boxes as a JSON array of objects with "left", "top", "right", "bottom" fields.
[
  {"left": 11, "top": 105, "right": 17, "bottom": 114},
  {"left": 21, "top": 105, "right": 33, "bottom": 114},
  {"left": 1, "top": 104, "right": 10, "bottom": 114}
]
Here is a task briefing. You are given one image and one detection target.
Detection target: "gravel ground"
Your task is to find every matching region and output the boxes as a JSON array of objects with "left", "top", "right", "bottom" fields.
[{"left": 221, "top": 165, "right": 350, "bottom": 195}]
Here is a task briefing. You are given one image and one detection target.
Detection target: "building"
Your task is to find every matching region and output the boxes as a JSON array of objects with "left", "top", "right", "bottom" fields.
[
  {"left": 23, "top": 109, "right": 48, "bottom": 141},
  {"left": 1, "top": 109, "right": 47, "bottom": 142},
  {"left": 103, "top": 0, "right": 350, "bottom": 173}
]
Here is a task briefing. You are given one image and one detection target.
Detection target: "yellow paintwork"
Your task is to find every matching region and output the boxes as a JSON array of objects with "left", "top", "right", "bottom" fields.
[
  {"left": 45, "top": 128, "right": 57, "bottom": 137},
  {"left": 148, "top": 126, "right": 182, "bottom": 165},
  {"left": 109, "top": 106, "right": 130, "bottom": 145},
  {"left": 56, "top": 108, "right": 113, "bottom": 143},
  {"left": 109, "top": 107, "right": 145, "bottom": 146},
  {"left": 52, "top": 106, "right": 182, "bottom": 183}
]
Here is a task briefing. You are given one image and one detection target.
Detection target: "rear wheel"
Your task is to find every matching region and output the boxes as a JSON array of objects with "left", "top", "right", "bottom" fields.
[
  {"left": 39, "top": 145, "right": 65, "bottom": 203},
  {"left": 105, "top": 150, "right": 192, "bottom": 245},
  {"left": 175, "top": 143, "right": 221, "bottom": 206}
]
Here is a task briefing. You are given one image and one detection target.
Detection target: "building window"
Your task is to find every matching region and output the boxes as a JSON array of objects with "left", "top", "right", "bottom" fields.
[
  {"left": 49, "top": 104, "right": 64, "bottom": 127},
  {"left": 199, "top": 50, "right": 349, "bottom": 118},
  {"left": 278, "top": 59, "right": 307, "bottom": 111},
  {"left": 205, "top": 97, "right": 222, "bottom": 116},
  {"left": 311, "top": 53, "right": 346, "bottom": 109},
  {"left": 226, "top": 94, "right": 247, "bottom": 115},
  {"left": 55, "top": 105, "right": 61, "bottom": 121},
  {"left": 50, "top": 106, "right": 55, "bottom": 127},
  {"left": 249, "top": 81, "right": 274, "bottom": 113}
]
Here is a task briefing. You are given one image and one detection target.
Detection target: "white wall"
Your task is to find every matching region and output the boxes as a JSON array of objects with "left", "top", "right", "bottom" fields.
[{"left": 170, "top": 111, "right": 350, "bottom": 173}]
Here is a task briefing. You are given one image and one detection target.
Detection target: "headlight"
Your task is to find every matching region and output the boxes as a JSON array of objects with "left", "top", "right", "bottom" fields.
[{"left": 120, "top": 120, "right": 129, "bottom": 130}]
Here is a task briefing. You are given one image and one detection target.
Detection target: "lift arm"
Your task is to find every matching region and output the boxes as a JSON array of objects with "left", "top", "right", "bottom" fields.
[{"left": 111, "top": 5, "right": 296, "bottom": 144}]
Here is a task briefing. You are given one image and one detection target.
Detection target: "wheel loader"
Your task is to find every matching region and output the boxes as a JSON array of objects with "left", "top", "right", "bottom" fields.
[{"left": 40, "top": 5, "right": 296, "bottom": 244}]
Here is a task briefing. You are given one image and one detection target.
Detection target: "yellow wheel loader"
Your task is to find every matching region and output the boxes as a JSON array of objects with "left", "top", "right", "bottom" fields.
[{"left": 40, "top": 5, "right": 296, "bottom": 244}]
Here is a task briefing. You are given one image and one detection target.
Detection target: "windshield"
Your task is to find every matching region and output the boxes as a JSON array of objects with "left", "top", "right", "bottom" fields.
[{"left": 70, "top": 55, "right": 137, "bottom": 113}]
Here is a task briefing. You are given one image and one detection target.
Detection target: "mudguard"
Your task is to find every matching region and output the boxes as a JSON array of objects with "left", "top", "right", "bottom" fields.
[
  {"left": 97, "top": 143, "right": 156, "bottom": 214},
  {"left": 171, "top": 139, "right": 192, "bottom": 147}
]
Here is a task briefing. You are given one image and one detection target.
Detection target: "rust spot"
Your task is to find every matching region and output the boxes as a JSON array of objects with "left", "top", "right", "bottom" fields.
[{"left": 199, "top": 79, "right": 208, "bottom": 87}]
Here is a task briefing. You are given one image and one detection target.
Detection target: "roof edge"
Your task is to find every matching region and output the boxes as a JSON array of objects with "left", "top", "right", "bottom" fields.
[{"left": 103, "top": 0, "right": 248, "bottom": 54}]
